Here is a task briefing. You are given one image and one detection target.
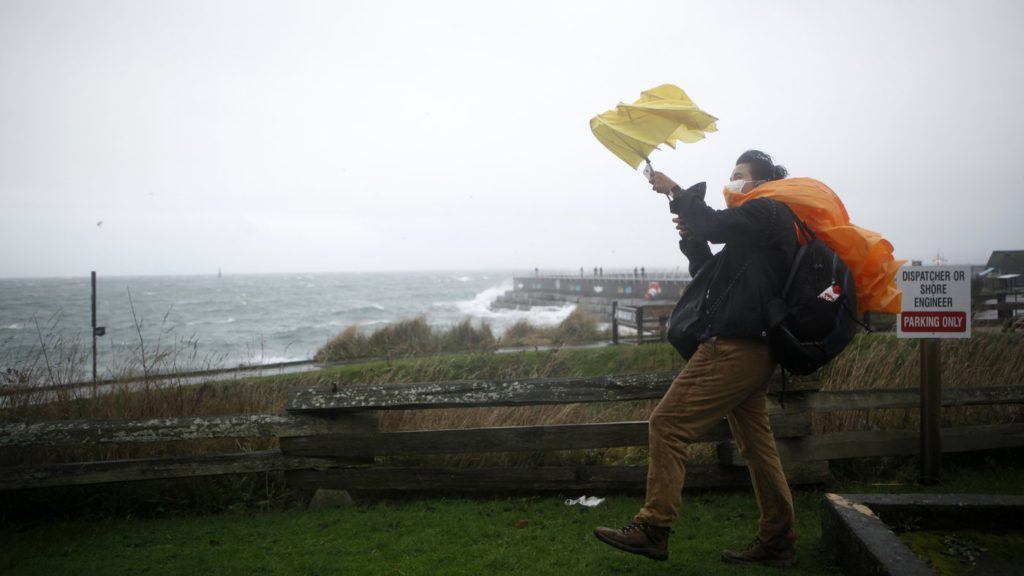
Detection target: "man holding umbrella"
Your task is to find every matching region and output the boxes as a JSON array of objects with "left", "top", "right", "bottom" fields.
[{"left": 593, "top": 150, "right": 799, "bottom": 568}]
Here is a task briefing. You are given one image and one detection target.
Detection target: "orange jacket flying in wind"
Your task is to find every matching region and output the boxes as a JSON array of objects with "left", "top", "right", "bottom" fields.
[{"left": 723, "top": 178, "right": 904, "bottom": 314}]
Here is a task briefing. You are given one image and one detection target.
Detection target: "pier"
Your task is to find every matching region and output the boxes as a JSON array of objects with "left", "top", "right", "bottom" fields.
[{"left": 492, "top": 272, "right": 691, "bottom": 318}]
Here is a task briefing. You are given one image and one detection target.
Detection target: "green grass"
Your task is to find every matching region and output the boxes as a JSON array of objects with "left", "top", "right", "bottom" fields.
[
  {"left": 899, "top": 529, "right": 1024, "bottom": 576},
  {"left": 266, "top": 344, "right": 684, "bottom": 396},
  {"left": 4, "top": 461, "right": 1024, "bottom": 576},
  {"left": 0, "top": 490, "right": 838, "bottom": 576}
]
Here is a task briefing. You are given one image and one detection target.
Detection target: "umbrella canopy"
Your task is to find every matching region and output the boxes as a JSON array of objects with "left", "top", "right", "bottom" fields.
[{"left": 590, "top": 84, "right": 718, "bottom": 169}]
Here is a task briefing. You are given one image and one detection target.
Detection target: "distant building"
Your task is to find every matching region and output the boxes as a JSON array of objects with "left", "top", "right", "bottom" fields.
[
  {"left": 985, "top": 250, "right": 1024, "bottom": 276},
  {"left": 983, "top": 250, "right": 1024, "bottom": 293}
]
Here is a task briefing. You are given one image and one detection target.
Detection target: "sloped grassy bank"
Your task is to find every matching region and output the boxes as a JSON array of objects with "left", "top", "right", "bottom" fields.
[{"left": 313, "top": 308, "right": 608, "bottom": 361}]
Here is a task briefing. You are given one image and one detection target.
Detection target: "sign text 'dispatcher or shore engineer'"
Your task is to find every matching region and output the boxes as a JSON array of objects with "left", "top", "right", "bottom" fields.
[{"left": 896, "top": 266, "right": 971, "bottom": 339}]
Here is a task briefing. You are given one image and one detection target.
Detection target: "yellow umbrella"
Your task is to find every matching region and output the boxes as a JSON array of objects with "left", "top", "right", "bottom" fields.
[{"left": 590, "top": 84, "right": 718, "bottom": 170}]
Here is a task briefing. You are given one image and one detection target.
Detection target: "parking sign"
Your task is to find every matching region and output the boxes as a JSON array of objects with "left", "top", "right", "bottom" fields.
[{"left": 896, "top": 266, "right": 971, "bottom": 339}]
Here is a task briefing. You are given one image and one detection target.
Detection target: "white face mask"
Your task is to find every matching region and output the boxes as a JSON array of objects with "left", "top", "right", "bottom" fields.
[{"left": 725, "top": 180, "right": 748, "bottom": 194}]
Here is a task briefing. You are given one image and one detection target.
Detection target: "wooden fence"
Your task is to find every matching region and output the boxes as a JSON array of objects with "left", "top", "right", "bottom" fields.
[
  {"left": 973, "top": 285, "right": 1023, "bottom": 328},
  {"left": 2, "top": 373, "right": 1023, "bottom": 494}
]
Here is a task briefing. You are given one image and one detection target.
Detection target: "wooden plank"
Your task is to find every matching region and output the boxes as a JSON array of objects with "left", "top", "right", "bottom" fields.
[
  {"left": 284, "top": 461, "right": 830, "bottom": 493},
  {"left": 292, "top": 411, "right": 379, "bottom": 468},
  {"left": 287, "top": 373, "right": 677, "bottom": 412},
  {"left": 280, "top": 411, "right": 809, "bottom": 459},
  {"left": 0, "top": 389, "right": 806, "bottom": 451},
  {"left": 767, "top": 374, "right": 822, "bottom": 394},
  {"left": 281, "top": 422, "right": 649, "bottom": 458},
  {"left": 287, "top": 372, "right": 820, "bottom": 412},
  {"left": 0, "top": 412, "right": 380, "bottom": 448},
  {"left": 772, "top": 409, "right": 812, "bottom": 438},
  {"left": 805, "top": 386, "right": 1024, "bottom": 412},
  {"left": 704, "top": 411, "right": 809, "bottom": 441},
  {"left": 718, "top": 423, "right": 1024, "bottom": 465},
  {"left": 0, "top": 450, "right": 338, "bottom": 491},
  {"left": 286, "top": 465, "right": 655, "bottom": 492}
]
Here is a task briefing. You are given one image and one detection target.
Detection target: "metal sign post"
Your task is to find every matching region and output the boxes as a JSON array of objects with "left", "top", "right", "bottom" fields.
[
  {"left": 92, "top": 271, "right": 97, "bottom": 383},
  {"left": 91, "top": 271, "right": 106, "bottom": 384},
  {"left": 896, "top": 265, "right": 972, "bottom": 484}
]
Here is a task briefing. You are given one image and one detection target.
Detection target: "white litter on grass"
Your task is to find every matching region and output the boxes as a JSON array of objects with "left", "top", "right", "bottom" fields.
[{"left": 564, "top": 496, "right": 605, "bottom": 507}]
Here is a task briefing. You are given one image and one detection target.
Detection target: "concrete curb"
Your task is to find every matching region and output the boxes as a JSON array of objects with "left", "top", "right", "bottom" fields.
[{"left": 821, "top": 493, "right": 1024, "bottom": 576}]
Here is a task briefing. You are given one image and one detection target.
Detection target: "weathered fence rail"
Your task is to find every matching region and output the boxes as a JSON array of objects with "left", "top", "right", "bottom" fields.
[
  {"left": 1, "top": 372, "right": 1022, "bottom": 494},
  {"left": 0, "top": 413, "right": 356, "bottom": 447},
  {"left": 0, "top": 451, "right": 337, "bottom": 491}
]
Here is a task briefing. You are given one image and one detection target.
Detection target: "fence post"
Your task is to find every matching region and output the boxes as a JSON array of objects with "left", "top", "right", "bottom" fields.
[
  {"left": 611, "top": 301, "right": 619, "bottom": 345},
  {"left": 280, "top": 411, "right": 381, "bottom": 500},
  {"left": 996, "top": 291, "right": 1009, "bottom": 323},
  {"left": 920, "top": 339, "right": 942, "bottom": 483},
  {"left": 91, "top": 271, "right": 98, "bottom": 384}
]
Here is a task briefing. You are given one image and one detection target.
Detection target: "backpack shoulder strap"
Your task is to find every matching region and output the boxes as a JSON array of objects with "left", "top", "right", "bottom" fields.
[
  {"left": 776, "top": 202, "right": 814, "bottom": 297},
  {"left": 776, "top": 201, "right": 815, "bottom": 243}
]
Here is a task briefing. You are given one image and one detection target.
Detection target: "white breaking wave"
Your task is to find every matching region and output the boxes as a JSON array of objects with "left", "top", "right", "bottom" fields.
[
  {"left": 239, "top": 354, "right": 307, "bottom": 366},
  {"left": 455, "top": 280, "right": 515, "bottom": 316},
  {"left": 453, "top": 280, "right": 576, "bottom": 333},
  {"left": 186, "top": 317, "right": 237, "bottom": 326},
  {"left": 330, "top": 303, "right": 385, "bottom": 315}
]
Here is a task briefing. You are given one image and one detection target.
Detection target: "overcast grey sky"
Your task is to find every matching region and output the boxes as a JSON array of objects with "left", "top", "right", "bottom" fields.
[{"left": 1, "top": 0, "right": 1022, "bottom": 278}]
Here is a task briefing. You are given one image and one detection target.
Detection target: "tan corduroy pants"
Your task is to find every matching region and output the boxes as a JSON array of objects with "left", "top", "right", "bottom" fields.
[{"left": 634, "top": 338, "right": 795, "bottom": 548}]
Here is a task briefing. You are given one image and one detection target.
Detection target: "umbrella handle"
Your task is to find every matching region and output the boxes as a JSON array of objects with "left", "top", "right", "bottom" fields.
[
  {"left": 644, "top": 159, "right": 676, "bottom": 203},
  {"left": 643, "top": 159, "right": 671, "bottom": 202},
  {"left": 642, "top": 158, "right": 654, "bottom": 181}
]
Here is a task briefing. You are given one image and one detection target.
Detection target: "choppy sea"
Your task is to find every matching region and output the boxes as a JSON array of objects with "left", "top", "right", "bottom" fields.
[{"left": 0, "top": 271, "right": 575, "bottom": 379}]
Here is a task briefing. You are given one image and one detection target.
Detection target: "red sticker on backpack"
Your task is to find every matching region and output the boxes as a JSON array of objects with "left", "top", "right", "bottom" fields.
[{"left": 818, "top": 285, "right": 841, "bottom": 302}]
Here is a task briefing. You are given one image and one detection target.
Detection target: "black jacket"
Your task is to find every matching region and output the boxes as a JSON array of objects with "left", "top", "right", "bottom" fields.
[{"left": 666, "top": 182, "right": 797, "bottom": 359}]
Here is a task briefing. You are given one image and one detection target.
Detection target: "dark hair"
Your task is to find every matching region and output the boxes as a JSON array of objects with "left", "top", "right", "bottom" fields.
[{"left": 736, "top": 150, "right": 788, "bottom": 181}]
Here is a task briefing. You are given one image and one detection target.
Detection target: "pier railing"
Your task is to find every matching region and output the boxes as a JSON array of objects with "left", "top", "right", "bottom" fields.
[
  {"left": 611, "top": 302, "right": 675, "bottom": 344},
  {"left": 511, "top": 274, "right": 690, "bottom": 302}
]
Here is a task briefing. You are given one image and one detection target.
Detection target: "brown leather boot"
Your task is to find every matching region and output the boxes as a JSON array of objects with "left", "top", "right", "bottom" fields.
[
  {"left": 593, "top": 521, "right": 670, "bottom": 561},
  {"left": 720, "top": 537, "right": 798, "bottom": 567}
]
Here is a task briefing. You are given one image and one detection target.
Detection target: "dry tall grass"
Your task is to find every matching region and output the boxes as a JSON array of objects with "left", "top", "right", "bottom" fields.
[
  {"left": 3, "top": 327, "right": 1022, "bottom": 471},
  {"left": 314, "top": 308, "right": 608, "bottom": 362},
  {"left": 817, "top": 332, "right": 1024, "bottom": 434},
  {"left": 0, "top": 324, "right": 285, "bottom": 468}
]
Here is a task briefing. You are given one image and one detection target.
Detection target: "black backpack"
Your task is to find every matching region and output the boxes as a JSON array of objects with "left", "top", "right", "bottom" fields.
[{"left": 767, "top": 206, "right": 861, "bottom": 375}]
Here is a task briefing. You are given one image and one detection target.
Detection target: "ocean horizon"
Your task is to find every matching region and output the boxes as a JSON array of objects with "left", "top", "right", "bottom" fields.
[{"left": 0, "top": 270, "right": 583, "bottom": 379}]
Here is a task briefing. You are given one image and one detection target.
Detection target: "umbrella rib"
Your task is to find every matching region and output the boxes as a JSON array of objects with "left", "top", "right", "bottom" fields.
[{"left": 599, "top": 121, "right": 651, "bottom": 164}]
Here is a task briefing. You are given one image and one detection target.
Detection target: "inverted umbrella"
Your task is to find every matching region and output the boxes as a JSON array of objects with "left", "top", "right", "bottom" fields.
[{"left": 590, "top": 84, "right": 718, "bottom": 171}]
